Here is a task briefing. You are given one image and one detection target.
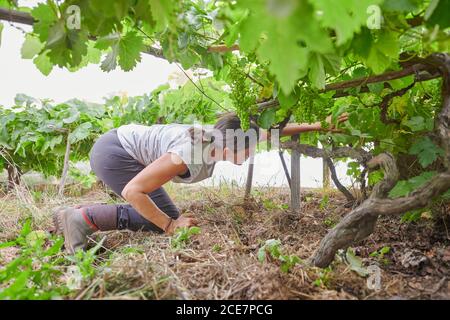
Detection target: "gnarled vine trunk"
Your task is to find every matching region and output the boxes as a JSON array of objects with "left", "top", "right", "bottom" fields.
[
  {"left": 309, "top": 53, "right": 450, "bottom": 268},
  {"left": 6, "top": 164, "right": 21, "bottom": 190}
]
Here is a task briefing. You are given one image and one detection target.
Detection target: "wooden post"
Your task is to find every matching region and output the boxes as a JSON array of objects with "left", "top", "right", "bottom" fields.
[
  {"left": 323, "top": 158, "right": 331, "bottom": 189},
  {"left": 278, "top": 150, "right": 291, "bottom": 188},
  {"left": 290, "top": 134, "right": 300, "bottom": 214},
  {"left": 58, "top": 132, "right": 71, "bottom": 197},
  {"left": 245, "top": 156, "right": 255, "bottom": 199}
]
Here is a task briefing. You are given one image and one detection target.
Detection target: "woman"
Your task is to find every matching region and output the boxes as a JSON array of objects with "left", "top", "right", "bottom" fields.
[{"left": 53, "top": 113, "right": 348, "bottom": 254}]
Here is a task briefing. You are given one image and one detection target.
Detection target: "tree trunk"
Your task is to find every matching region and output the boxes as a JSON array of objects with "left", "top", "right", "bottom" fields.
[
  {"left": 310, "top": 53, "right": 450, "bottom": 268},
  {"left": 6, "top": 164, "right": 21, "bottom": 190}
]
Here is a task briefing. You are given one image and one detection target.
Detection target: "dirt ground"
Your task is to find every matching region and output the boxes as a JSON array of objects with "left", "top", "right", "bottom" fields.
[{"left": 1, "top": 183, "right": 449, "bottom": 300}]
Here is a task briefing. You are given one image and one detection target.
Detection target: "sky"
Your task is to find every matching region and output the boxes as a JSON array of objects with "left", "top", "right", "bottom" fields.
[
  {"left": 0, "top": 2, "right": 353, "bottom": 189},
  {"left": 0, "top": 24, "right": 181, "bottom": 106}
]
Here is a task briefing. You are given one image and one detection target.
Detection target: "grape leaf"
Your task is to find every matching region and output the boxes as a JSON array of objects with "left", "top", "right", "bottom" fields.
[
  {"left": 118, "top": 31, "right": 145, "bottom": 71},
  {"left": 389, "top": 171, "right": 437, "bottom": 198},
  {"left": 258, "top": 25, "right": 309, "bottom": 94},
  {"left": 48, "top": 24, "right": 89, "bottom": 67},
  {"left": 389, "top": 75, "right": 414, "bottom": 90},
  {"left": 352, "top": 28, "right": 373, "bottom": 59},
  {"left": 368, "top": 82, "right": 384, "bottom": 94},
  {"left": 31, "top": 3, "right": 58, "bottom": 42},
  {"left": 258, "top": 108, "right": 276, "bottom": 129},
  {"left": 33, "top": 51, "right": 53, "bottom": 76},
  {"left": 364, "top": 31, "right": 399, "bottom": 73},
  {"left": 308, "top": 52, "right": 341, "bottom": 89},
  {"left": 311, "top": 0, "right": 383, "bottom": 45},
  {"left": 21, "top": 34, "right": 44, "bottom": 59},
  {"left": 382, "top": 0, "right": 419, "bottom": 12},
  {"left": 309, "top": 52, "right": 326, "bottom": 89},
  {"left": 409, "top": 137, "right": 445, "bottom": 168},
  {"left": 148, "top": 0, "right": 174, "bottom": 31},
  {"left": 0, "top": 0, "right": 14, "bottom": 9},
  {"left": 100, "top": 44, "right": 119, "bottom": 72},
  {"left": 99, "top": 31, "right": 144, "bottom": 71},
  {"left": 425, "top": 0, "right": 450, "bottom": 29},
  {"left": 238, "top": 1, "right": 316, "bottom": 93},
  {"left": 403, "top": 116, "right": 434, "bottom": 132}
]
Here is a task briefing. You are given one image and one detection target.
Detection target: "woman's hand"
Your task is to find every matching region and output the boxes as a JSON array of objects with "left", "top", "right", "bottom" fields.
[
  {"left": 271, "top": 112, "right": 350, "bottom": 138},
  {"left": 324, "top": 113, "right": 349, "bottom": 132},
  {"left": 166, "top": 214, "right": 198, "bottom": 235}
]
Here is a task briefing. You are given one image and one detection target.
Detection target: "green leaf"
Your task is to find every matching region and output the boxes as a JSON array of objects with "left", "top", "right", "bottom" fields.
[
  {"left": 258, "top": 108, "right": 276, "bottom": 129},
  {"left": 45, "top": 20, "right": 89, "bottom": 68},
  {"left": 69, "top": 122, "right": 93, "bottom": 144},
  {"left": 44, "top": 237, "right": 64, "bottom": 256},
  {"left": 389, "top": 171, "right": 437, "bottom": 198},
  {"left": 257, "top": 247, "right": 266, "bottom": 262},
  {"left": 309, "top": 52, "right": 326, "bottom": 89},
  {"left": 21, "top": 34, "right": 44, "bottom": 59},
  {"left": 382, "top": 0, "right": 419, "bottom": 12},
  {"left": 188, "top": 226, "right": 201, "bottom": 235},
  {"left": 31, "top": 3, "right": 58, "bottom": 42},
  {"left": 278, "top": 89, "right": 299, "bottom": 108},
  {"left": 95, "top": 33, "right": 121, "bottom": 50},
  {"left": 352, "top": 28, "right": 373, "bottom": 59},
  {"left": 401, "top": 209, "right": 424, "bottom": 223},
  {"left": 118, "top": 31, "right": 144, "bottom": 71},
  {"left": 19, "top": 219, "right": 33, "bottom": 238},
  {"left": 425, "top": 0, "right": 450, "bottom": 29},
  {"left": 365, "top": 31, "right": 399, "bottom": 74},
  {"left": 0, "top": 0, "right": 14, "bottom": 9},
  {"left": 368, "top": 82, "right": 384, "bottom": 94},
  {"left": 409, "top": 137, "right": 445, "bottom": 168},
  {"left": 100, "top": 44, "right": 119, "bottom": 72},
  {"left": 99, "top": 31, "right": 144, "bottom": 72},
  {"left": 0, "top": 241, "right": 16, "bottom": 249},
  {"left": 256, "top": 15, "right": 309, "bottom": 94},
  {"left": 311, "top": 0, "right": 384, "bottom": 45},
  {"left": 238, "top": 1, "right": 315, "bottom": 94},
  {"left": 46, "top": 19, "right": 66, "bottom": 49},
  {"left": 148, "top": 0, "right": 174, "bottom": 31},
  {"left": 389, "top": 75, "right": 414, "bottom": 90},
  {"left": 62, "top": 109, "right": 80, "bottom": 124},
  {"left": 25, "top": 230, "right": 47, "bottom": 247},
  {"left": 403, "top": 116, "right": 432, "bottom": 132},
  {"left": 41, "top": 135, "right": 63, "bottom": 153},
  {"left": 3, "top": 271, "right": 30, "bottom": 296},
  {"left": 34, "top": 51, "right": 53, "bottom": 75},
  {"left": 346, "top": 248, "right": 369, "bottom": 277}
]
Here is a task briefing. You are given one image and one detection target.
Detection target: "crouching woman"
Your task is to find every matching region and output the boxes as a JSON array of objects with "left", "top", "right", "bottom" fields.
[{"left": 53, "top": 113, "right": 347, "bottom": 253}]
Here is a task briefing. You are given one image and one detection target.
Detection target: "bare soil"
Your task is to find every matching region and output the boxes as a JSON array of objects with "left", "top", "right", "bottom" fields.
[{"left": 1, "top": 184, "right": 449, "bottom": 300}]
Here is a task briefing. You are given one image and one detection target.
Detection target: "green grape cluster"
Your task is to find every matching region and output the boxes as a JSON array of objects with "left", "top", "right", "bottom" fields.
[
  {"left": 229, "top": 67, "right": 257, "bottom": 131},
  {"left": 293, "top": 89, "right": 330, "bottom": 125}
]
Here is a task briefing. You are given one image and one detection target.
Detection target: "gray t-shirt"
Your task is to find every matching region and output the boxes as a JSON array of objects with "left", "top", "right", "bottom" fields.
[{"left": 117, "top": 123, "right": 216, "bottom": 183}]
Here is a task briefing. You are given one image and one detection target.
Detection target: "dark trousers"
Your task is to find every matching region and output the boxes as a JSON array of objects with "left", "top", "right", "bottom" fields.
[{"left": 89, "top": 129, "right": 180, "bottom": 232}]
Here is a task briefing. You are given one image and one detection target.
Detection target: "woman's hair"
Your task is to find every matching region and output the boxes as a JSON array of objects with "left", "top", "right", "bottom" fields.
[{"left": 188, "top": 113, "right": 259, "bottom": 152}]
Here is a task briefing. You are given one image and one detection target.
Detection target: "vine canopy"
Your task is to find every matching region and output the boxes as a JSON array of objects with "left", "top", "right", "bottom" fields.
[{"left": 0, "top": 0, "right": 448, "bottom": 95}]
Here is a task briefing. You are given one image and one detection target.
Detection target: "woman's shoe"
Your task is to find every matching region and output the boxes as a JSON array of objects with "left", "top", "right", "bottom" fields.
[{"left": 53, "top": 207, "right": 97, "bottom": 254}]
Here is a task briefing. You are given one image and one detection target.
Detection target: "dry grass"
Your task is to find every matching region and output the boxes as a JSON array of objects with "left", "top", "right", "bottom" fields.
[{"left": 1, "top": 182, "right": 449, "bottom": 300}]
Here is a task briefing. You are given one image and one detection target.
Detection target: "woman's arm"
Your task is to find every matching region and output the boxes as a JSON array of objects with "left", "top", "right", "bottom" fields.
[
  {"left": 121, "top": 153, "right": 196, "bottom": 234},
  {"left": 259, "top": 113, "right": 349, "bottom": 141}
]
